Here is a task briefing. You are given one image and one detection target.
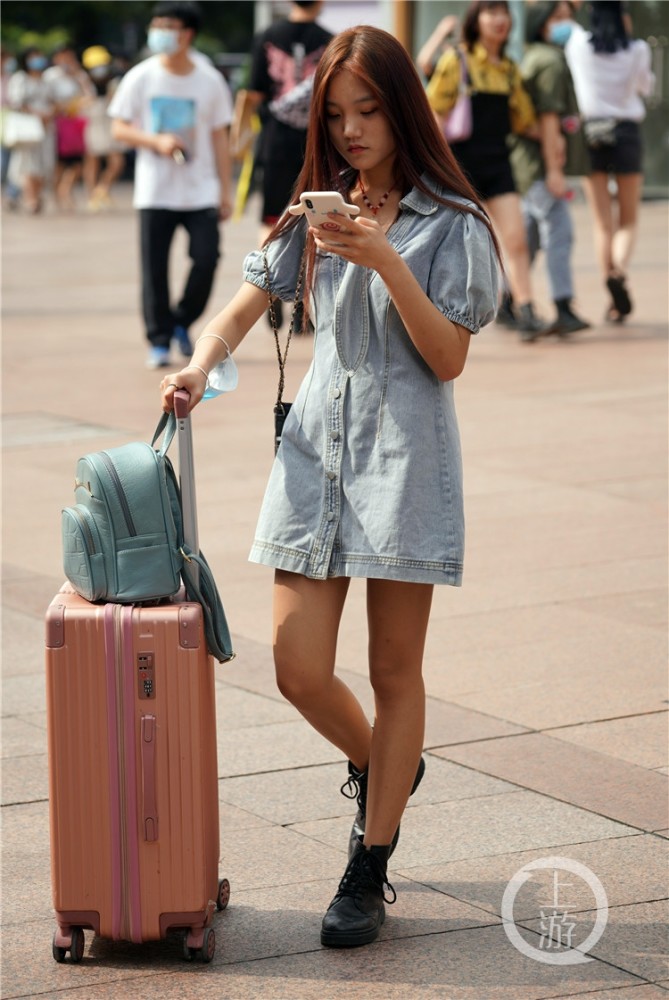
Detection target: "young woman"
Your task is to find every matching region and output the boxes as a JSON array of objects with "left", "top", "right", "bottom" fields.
[
  {"left": 6, "top": 48, "right": 56, "bottom": 214},
  {"left": 566, "top": 0, "right": 654, "bottom": 322},
  {"left": 160, "top": 25, "right": 500, "bottom": 949},
  {"left": 426, "top": 0, "right": 546, "bottom": 340}
]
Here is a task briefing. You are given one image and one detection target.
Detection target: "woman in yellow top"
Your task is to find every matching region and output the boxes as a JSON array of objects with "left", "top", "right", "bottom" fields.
[{"left": 427, "top": 1, "right": 546, "bottom": 339}]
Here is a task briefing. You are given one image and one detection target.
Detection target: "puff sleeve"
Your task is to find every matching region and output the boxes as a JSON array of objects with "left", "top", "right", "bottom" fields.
[
  {"left": 243, "top": 222, "right": 306, "bottom": 302},
  {"left": 427, "top": 208, "right": 500, "bottom": 334},
  {"left": 508, "top": 61, "right": 536, "bottom": 135},
  {"left": 425, "top": 49, "right": 460, "bottom": 116}
]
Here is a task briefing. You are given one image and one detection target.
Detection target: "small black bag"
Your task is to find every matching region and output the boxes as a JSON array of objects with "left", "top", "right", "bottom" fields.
[
  {"left": 273, "top": 401, "right": 292, "bottom": 453},
  {"left": 262, "top": 246, "right": 307, "bottom": 454}
]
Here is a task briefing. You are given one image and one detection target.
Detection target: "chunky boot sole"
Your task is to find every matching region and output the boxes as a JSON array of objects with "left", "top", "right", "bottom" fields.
[{"left": 321, "top": 903, "right": 385, "bottom": 948}]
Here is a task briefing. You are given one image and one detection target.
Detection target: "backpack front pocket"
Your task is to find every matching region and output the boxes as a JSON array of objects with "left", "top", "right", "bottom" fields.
[{"left": 62, "top": 505, "right": 107, "bottom": 602}]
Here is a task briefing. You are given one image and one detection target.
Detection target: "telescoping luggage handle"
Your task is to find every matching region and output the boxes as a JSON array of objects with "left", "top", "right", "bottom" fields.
[
  {"left": 153, "top": 391, "right": 200, "bottom": 588},
  {"left": 152, "top": 394, "right": 234, "bottom": 662},
  {"left": 173, "top": 390, "right": 199, "bottom": 588}
]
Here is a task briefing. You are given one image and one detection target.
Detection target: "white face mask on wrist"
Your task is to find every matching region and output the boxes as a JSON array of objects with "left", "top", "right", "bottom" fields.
[{"left": 147, "top": 28, "right": 181, "bottom": 55}]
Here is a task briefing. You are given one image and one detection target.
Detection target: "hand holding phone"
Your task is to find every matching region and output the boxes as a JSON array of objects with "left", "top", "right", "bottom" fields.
[{"left": 288, "top": 191, "right": 360, "bottom": 232}]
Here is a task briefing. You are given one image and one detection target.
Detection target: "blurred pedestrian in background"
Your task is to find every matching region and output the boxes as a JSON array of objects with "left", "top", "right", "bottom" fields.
[
  {"left": 1, "top": 47, "right": 19, "bottom": 198},
  {"left": 81, "top": 45, "right": 126, "bottom": 211},
  {"left": 426, "top": 1, "right": 547, "bottom": 341},
  {"left": 509, "top": 0, "right": 590, "bottom": 336},
  {"left": 566, "top": 0, "right": 654, "bottom": 323},
  {"left": 5, "top": 47, "right": 56, "bottom": 214},
  {"left": 416, "top": 14, "right": 460, "bottom": 81},
  {"left": 242, "top": 0, "right": 332, "bottom": 236},
  {"left": 44, "top": 44, "right": 94, "bottom": 210},
  {"left": 109, "top": 0, "right": 234, "bottom": 369}
]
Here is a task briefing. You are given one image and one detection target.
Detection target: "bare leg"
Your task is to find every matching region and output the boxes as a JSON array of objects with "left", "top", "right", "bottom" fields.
[
  {"left": 611, "top": 172, "right": 643, "bottom": 275},
  {"left": 364, "top": 579, "right": 432, "bottom": 846},
  {"left": 22, "top": 174, "right": 44, "bottom": 215},
  {"left": 273, "top": 570, "right": 372, "bottom": 769},
  {"left": 83, "top": 154, "right": 99, "bottom": 198},
  {"left": 484, "top": 192, "right": 534, "bottom": 306},
  {"left": 582, "top": 173, "right": 614, "bottom": 278},
  {"left": 97, "top": 152, "right": 125, "bottom": 196},
  {"left": 56, "top": 162, "right": 81, "bottom": 209}
]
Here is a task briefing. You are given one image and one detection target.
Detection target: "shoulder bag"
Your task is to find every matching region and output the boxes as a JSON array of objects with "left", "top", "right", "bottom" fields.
[{"left": 442, "top": 51, "right": 473, "bottom": 144}]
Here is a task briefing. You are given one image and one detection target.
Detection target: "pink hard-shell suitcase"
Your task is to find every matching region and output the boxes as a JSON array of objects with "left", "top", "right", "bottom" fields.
[{"left": 45, "top": 392, "right": 229, "bottom": 964}]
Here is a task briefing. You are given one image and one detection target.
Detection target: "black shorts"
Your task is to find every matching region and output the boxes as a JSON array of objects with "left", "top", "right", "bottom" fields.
[
  {"left": 451, "top": 145, "right": 516, "bottom": 201},
  {"left": 587, "top": 120, "right": 643, "bottom": 174}
]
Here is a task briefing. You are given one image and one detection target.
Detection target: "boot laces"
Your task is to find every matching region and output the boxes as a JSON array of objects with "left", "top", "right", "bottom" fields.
[
  {"left": 335, "top": 849, "right": 397, "bottom": 905},
  {"left": 340, "top": 765, "right": 366, "bottom": 807}
]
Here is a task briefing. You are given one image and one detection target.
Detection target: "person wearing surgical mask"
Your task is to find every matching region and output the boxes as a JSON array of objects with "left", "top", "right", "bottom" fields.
[
  {"left": 6, "top": 47, "right": 56, "bottom": 213},
  {"left": 109, "top": 1, "right": 234, "bottom": 369},
  {"left": 508, "top": 0, "right": 591, "bottom": 337}
]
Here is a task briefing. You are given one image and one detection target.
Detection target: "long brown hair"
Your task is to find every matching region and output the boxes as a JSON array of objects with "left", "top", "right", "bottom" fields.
[{"left": 266, "top": 25, "right": 501, "bottom": 311}]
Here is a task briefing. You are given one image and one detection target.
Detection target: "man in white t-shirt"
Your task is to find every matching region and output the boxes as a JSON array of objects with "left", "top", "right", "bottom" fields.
[{"left": 110, "top": 1, "right": 233, "bottom": 368}]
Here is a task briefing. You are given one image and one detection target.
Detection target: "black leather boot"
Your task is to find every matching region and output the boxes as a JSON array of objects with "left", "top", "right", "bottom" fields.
[
  {"left": 516, "top": 302, "right": 548, "bottom": 342},
  {"left": 320, "top": 838, "right": 396, "bottom": 948},
  {"left": 341, "top": 756, "right": 426, "bottom": 859},
  {"left": 550, "top": 298, "right": 591, "bottom": 337}
]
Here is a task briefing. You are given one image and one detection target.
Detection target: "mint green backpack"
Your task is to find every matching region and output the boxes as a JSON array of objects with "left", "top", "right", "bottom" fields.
[{"left": 61, "top": 411, "right": 233, "bottom": 663}]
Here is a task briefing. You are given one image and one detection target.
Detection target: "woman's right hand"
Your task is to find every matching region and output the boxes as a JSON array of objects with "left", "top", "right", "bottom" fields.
[{"left": 160, "top": 366, "right": 208, "bottom": 413}]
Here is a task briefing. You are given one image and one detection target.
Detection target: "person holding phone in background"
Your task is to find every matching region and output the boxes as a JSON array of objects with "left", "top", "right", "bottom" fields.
[
  {"left": 109, "top": 0, "right": 233, "bottom": 370},
  {"left": 160, "top": 25, "right": 500, "bottom": 949}
]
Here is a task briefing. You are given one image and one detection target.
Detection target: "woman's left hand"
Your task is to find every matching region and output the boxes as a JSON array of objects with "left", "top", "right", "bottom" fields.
[{"left": 309, "top": 213, "right": 398, "bottom": 271}]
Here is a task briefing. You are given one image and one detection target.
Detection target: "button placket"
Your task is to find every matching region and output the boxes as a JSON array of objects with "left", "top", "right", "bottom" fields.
[{"left": 309, "top": 369, "right": 346, "bottom": 578}]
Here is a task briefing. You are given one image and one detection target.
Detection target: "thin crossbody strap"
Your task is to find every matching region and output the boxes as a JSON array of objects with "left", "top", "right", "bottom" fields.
[{"left": 262, "top": 244, "right": 307, "bottom": 408}]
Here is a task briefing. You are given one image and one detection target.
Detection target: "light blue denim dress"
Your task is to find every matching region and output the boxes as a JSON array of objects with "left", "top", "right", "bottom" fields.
[{"left": 243, "top": 180, "right": 499, "bottom": 585}]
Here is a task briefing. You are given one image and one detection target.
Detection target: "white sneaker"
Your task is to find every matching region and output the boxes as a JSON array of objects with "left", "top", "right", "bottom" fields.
[{"left": 146, "top": 346, "right": 171, "bottom": 369}]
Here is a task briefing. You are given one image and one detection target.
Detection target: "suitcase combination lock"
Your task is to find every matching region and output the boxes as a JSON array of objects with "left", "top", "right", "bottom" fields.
[{"left": 137, "top": 652, "right": 156, "bottom": 699}]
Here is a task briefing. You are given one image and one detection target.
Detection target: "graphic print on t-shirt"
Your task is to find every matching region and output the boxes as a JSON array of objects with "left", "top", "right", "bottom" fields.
[
  {"left": 150, "top": 96, "right": 196, "bottom": 158},
  {"left": 265, "top": 42, "right": 326, "bottom": 98}
]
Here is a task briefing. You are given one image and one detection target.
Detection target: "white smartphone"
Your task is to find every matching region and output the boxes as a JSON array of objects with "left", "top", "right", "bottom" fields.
[{"left": 288, "top": 191, "right": 360, "bottom": 232}]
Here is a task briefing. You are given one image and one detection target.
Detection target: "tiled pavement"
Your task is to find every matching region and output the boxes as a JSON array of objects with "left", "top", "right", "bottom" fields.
[{"left": 1, "top": 185, "right": 667, "bottom": 999}]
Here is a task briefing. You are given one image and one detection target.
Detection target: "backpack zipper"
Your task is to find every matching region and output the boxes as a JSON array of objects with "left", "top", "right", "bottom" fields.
[
  {"left": 67, "top": 506, "right": 96, "bottom": 554},
  {"left": 99, "top": 452, "right": 137, "bottom": 537}
]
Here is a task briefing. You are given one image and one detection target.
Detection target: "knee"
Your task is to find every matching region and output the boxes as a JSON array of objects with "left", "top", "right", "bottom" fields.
[
  {"left": 369, "top": 659, "right": 420, "bottom": 705},
  {"left": 274, "top": 649, "right": 323, "bottom": 708}
]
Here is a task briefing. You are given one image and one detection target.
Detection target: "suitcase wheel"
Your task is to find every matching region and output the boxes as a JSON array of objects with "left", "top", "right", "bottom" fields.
[
  {"left": 52, "top": 932, "right": 66, "bottom": 964},
  {"left": 182, "top": 926, "right": 216, "bottom": 963},
  {"left": 217, "top": 878, "right": 231, "bottom": 911},
  {"left": 52, "top": 926, "right": 84, "bottom": 964},
  {"left": 70, "top": 927, "right": 85, "bottom": 963},
  {"left": 200, "top": 927, "right": 216, "bottom": 964}
]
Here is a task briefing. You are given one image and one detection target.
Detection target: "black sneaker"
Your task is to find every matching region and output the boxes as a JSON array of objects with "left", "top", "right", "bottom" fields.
[{"left": 320, "top": 839, "right": 396, "bottom": 948}]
